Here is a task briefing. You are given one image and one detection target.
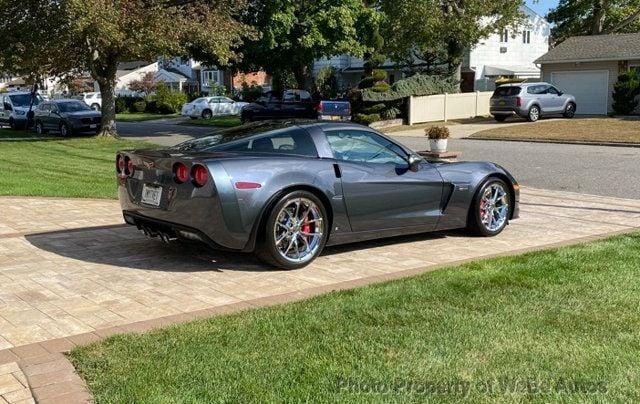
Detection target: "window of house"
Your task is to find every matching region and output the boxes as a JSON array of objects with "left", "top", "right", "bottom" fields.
[
  {"left": 202, "top": 70, "right": 221, "bottom": 85},
  {"left": 500, "top": 29, "right": 509, "bottom": 43},
  {"left": 522, "top": 30, "right": 531, "bottom": 44},
  {"left": 630, "top": 65, "right": 640, "bottom": 75}
]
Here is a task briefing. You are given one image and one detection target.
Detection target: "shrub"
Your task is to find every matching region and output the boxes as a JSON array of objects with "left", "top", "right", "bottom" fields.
[
  {"left": 381, "top": 106, "right": 400, "bottom": 120},
  {"left": 208, "top": 82, "right": 226, "bottom": 96},
  {"left": 372, "top": 69, "right": 387, "bottom": 82},
  {"left": 612, "top": 70, "right": 640, "bottom": 115},
  {"left": 131, "top": 100, "right": 147, "bottom": 113},
  {"left": 361, "top": 103, "right": 386, "bottom": 114},
  {"left": 153, "top": 83, "right": 187, "bottom": 114},
  {"left": 358, "top": 76, "right": 376, "bottom": 89},
  {"left": 371, "top": 82, "right": 391, "bottom": 93},
  {"left": 425, "top": 126, "right": 450, "bottom": 139},
  {"left": 240, "top": 83, "right": 264, "bottom": 103},
  {"left": 363, "top": 74, "right": 458, "bottom": 102},
  {"left": 115, "top": 97, "right": 127, "bottom": 114},
  {"left": 354, "top": 113, "right": 381, "bottom": 125},
  {"left": 144, "top": 100, "right": 158, "bottom": 113},
  {"left": 315, "top": 66, "right": 339, "bottom": 99}
]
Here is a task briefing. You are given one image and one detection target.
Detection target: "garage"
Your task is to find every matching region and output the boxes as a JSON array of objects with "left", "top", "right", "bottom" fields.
[{"left": 550, "top": 71, "right": 609, "bottom": 115}]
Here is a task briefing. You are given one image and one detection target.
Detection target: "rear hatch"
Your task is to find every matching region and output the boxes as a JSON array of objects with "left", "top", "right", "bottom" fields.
[{"left": 490, "top": 86, "right": 521, "bottom": 108}]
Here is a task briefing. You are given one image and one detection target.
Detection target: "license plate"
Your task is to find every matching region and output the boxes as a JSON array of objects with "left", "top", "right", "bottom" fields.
[
  {"left": 499, "top": 100, "right": 506, "bottom": 106},
  {"left": 89, "top": 124, "right": 97, "bottom": 128},
  {"left": 141, "top": 184, "right": 162, "bottom": 206}
]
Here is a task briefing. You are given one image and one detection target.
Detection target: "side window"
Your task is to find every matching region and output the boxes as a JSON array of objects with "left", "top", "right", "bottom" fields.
[
  {"left": 547, "top": 86, "right": 559, "bottom": 95},
  {"left": 326, "top": 130, "right": 408, "bottom": 165}
]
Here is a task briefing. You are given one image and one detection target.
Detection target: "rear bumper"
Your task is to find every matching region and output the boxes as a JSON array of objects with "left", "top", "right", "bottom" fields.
[{"left": 490, "top": 107, "right": 526, "bottom": 117}]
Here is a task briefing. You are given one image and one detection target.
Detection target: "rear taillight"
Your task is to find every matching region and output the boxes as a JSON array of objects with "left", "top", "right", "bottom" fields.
[
  {"left": 173, "top": 162, "right": 188, "bottom": 184},
  {"left": 315, "top": 102, "right": 323, "bottom": 114},
  {"left": 127, "top": 159, "right": 135, "bottom": 176},
  {"left": 192, "top": 164, "right": 208, "bottom": 188},
  {"left": 516, "top": 97, "right": 522, "bottom": 107}
]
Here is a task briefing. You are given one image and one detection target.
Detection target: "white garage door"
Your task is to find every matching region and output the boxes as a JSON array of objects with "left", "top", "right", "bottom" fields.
[{"left": 550, "top": 71, "right": 609, "bottom": 115}]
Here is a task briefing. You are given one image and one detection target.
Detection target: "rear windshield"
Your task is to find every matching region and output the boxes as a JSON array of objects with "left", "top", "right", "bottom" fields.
[
  {"left": 173, "top": 121, "right": 318, "bottom": 157},
  {"left": 492, "top": 87, "right": 521, "bottom": 97}
]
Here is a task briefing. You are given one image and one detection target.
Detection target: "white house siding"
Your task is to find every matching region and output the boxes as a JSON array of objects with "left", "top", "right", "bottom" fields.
[
  {"left": 465, "top": 6, "right": 550, "bottom": 90},
  {"left": 541, "top": 61, "right": 621, "bottom": 114},
  {"left": 114, "top": 62, "right": 159, "bottom": 96}
]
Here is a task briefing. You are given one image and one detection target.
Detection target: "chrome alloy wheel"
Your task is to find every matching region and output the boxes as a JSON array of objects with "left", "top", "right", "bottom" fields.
[
  {"left": 273, "top": 197, "right": 324, "bottom": 264},
  {"left": 479, "top": 183, "right": 509, "bottom": 232}
]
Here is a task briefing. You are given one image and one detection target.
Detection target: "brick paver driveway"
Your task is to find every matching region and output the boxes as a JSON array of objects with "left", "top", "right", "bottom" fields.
[{"left": 1, "top": 187, "right": 640, "bottom": 402}]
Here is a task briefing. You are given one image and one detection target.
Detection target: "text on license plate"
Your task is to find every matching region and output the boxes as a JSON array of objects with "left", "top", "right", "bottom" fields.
[{"left": 141, "top": 184, "right": 162, "bottom": 206}]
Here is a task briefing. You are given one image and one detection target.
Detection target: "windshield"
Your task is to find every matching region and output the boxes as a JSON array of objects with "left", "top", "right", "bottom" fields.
[
  {"left": 57, "top": 101, "right": 92, "bottom": 113},
  {"left": 9, "top": 94, "right": 42, "bottom": 107}
]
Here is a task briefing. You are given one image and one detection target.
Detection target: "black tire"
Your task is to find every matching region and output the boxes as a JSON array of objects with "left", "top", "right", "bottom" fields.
[
  {"left": 527, "top": 105, "right": 540, "bottom": 122},
  {"left": 256, "top": 190, "right": 329, "bottom": 270},
  {"left": 9, "top": 118, "right": 16, "bottom": 129},
  {"left": 59, "top": 122, "right": 71, "bottom": 137},
  {"left": 241, "top": 112, "right": 252, "bottom": 124},
  {"left": 563, "top": 102, "right": 576, "bottom": 118},
  {"left": 494, "top": 115, "right": 508, "bottom": 122},
  {"left": 91, "top": 103, "right": 101, "bottom": 111},
  {"left": 35, "top": 121, "right": 48, "bottom": 135},
  {"left": 467, "top": 178, "right": 511, "bottom": 237},
  {"left": 202, "top": 109, "right": 213, "bottom": 119}
]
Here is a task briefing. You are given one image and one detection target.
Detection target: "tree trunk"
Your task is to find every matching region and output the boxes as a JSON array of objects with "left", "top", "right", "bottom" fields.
[
  {"left": 96, "top": 78, "right": 118, "bottom": 137},
  {"left": 592, "top": 0, "right": 608, "bottom": 34},
  {"left": 293, "top": 64, "right": 310, "bottom": 90},
  {"left": 447, "top": 40, "right": 464, "bottom": 92}
]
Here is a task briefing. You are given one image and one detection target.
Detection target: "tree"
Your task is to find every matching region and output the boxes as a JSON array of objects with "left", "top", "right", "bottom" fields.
[
  {"left": 0, "top": 0, "right": 251, "bottom": 137},
  {"left": 380, "top": 0, "right": 524, "bottom": 83},
  {"left": 235, "top": 0, "right": 380, "bottom": 89},
  {"left": 547, "top": 0, "right": 640, "bottom": 44},
  {"left": 128, "top": 72, "right": 159, "bottom": 96}
]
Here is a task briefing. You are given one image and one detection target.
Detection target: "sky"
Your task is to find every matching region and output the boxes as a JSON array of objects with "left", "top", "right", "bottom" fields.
[{"left": 525, "top": 0, "right": 560, "bottom": 17}]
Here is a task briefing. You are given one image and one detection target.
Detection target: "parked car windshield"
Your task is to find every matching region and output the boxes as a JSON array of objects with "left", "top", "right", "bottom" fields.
[
  {"left": 57, "top": 101, "right": 92, "bottom": 113},
  {"left": 492, "top": 87, "right": 521, "bottom": 97},
  {"left": 9, "top": 93, "right": 42, "bottom": 107}
]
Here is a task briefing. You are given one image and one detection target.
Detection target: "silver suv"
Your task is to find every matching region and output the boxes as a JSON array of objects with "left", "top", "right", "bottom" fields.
[{"left": 490, "top": 82, "right": 577, "bottom": 122}]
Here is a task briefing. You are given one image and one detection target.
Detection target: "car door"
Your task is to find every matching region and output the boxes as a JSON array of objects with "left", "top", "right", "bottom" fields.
[
  {"left": 207, "top": 98, "right": 220, "bottom": 115},
  {"left": 36, "top": 103, "right": 50, "bottom": 127},
  {"left": 325, "top": 129, "right": 444, "bottom": 232},
  {"left": 545, "top": 85, "right": 565, "bottom": 112}
]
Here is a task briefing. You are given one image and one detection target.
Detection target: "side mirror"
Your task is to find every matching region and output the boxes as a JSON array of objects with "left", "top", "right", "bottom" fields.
[
  {"left": 4, "top": 103, "right": 12, "bottom": 111},
  {"left": 408, "top": 154, "right": 422, "bottom": 172}
]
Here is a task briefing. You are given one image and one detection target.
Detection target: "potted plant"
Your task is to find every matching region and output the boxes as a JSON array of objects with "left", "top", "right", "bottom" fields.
[{"left": 425, "top": 126, "right": 450, "bottom": 153}]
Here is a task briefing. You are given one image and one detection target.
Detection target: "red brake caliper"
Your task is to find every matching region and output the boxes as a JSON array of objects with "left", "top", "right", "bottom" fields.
[{"left": 301, "top": 214, "right": 312, "bottom": 240}]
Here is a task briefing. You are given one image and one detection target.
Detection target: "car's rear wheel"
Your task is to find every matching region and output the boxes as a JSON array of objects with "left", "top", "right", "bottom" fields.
[
  {"left": 527, "top": 105, "right": 540, "bottom": 122},
  {"left": 494, "top": 115, "right": 508, "bottom": 122},
  {"left": 202, "top": 109, "right": 212, "bottom": 119},
  {"left": 59, "top": 123, "right": 70, "bottom": 137},
  {"left": 257, "top": 191, "right": 328, "bottom": 269},
  {"left": 563, "top": 102, "right": 576, "bottom": 118},
  {"left": 467, "top": 178, "right": 511, "bottom": 237},
  {"left": 35, "top": 121, "right": 48, "bottom": 135}
]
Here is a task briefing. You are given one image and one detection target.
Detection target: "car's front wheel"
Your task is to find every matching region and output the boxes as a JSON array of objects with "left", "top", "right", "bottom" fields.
[
  {"left": 527, "top": 105, "right": 540, "bottom": 122},
  {"left": 467, "top": 178, "right": 511, "bottom": 237},
  {"left": 257, "top": 191, "right": 328, "bottom": 270},
  {"left": 59, "top": 123, "right": 71, "bottom": 137},
  {"left": 563, "top": 102, "right": 576, "bottom": 118},
  {"left": 35, "top": 121, "right": 48, "bottom": 135}
]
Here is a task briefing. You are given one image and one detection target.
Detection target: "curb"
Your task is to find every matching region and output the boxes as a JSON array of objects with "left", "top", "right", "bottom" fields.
[{"left": 465, "top": 136, "right": 640, "bottom": 148}]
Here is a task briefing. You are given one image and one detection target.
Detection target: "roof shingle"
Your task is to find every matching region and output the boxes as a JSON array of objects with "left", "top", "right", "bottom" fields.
[{"left": 536, "top": 33, "right": 640, "bottom": 64}]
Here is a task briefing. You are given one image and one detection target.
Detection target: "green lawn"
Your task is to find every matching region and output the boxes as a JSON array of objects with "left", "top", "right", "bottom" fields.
[
  {"left": 0, "top": 128, "right": 43, "bottom": 139},
  {"left": 181, "top": 115, "right": 242, "bottom": 127},
  {"left": 70, "top": 232, "right": 640, "bottom": 403},
  {"left": 115, "top": 113, "right": 179, "bottom": 122},
  {"left": 0, "top": 137, "right": 152, "bottom": 198}
]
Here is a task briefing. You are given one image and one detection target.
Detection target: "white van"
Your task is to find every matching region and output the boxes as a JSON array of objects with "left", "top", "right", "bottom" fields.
[{"left": 0, "top": 91, "right": 44, "bottom": 128}]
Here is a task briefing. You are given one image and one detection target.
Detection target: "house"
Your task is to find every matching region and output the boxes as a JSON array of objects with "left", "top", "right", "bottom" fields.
[
  {"left": 312, "top": 5, "right": 549, "bottom": 93},
  {"left": 109, "top": 61, "right": 192, "bottom": 96},
  {"left": 536, "top": 32, "right": 640, "bottom": 115},
  {"left": 462, "top": 5, "right": 550, "bottom": 92}
]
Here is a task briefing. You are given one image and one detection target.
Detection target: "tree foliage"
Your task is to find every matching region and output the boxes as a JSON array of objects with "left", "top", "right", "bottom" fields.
[
  {"left": 236, "top": 0, "right": 381, "bottom": 89},
  {"left": 0, "top": 0, "right": 250, "bottom": 136},
  {"left": 547, "top": 0, "right": 640, "bottom": 44},
  {"left": 128, "top": 72, "right": 159, "bottom": 96},
  {"left": 380, "top": 0, "right": 524, "bottom": 81}
]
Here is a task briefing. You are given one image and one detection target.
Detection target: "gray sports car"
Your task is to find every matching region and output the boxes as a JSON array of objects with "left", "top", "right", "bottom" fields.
[{"left": 117, "top": 121, "right": 519, "bottom": 269}]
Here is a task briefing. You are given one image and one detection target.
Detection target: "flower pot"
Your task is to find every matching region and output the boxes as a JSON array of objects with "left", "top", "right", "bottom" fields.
[{"left": 429, "top": 138, "right": 448, "bottom": 153}]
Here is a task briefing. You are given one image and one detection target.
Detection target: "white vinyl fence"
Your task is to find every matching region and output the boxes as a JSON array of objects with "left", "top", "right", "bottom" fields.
[{"left": 407, "top": 91, "right": 493, "bottom": 125}]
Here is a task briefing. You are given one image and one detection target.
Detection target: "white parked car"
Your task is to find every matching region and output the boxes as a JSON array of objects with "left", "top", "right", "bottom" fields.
[
  {"left": 181, "top": 96, "right": 248, "bottom": 119},
  {"left": 81, "top": 92, "right": 102, "bottom": 111}
]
